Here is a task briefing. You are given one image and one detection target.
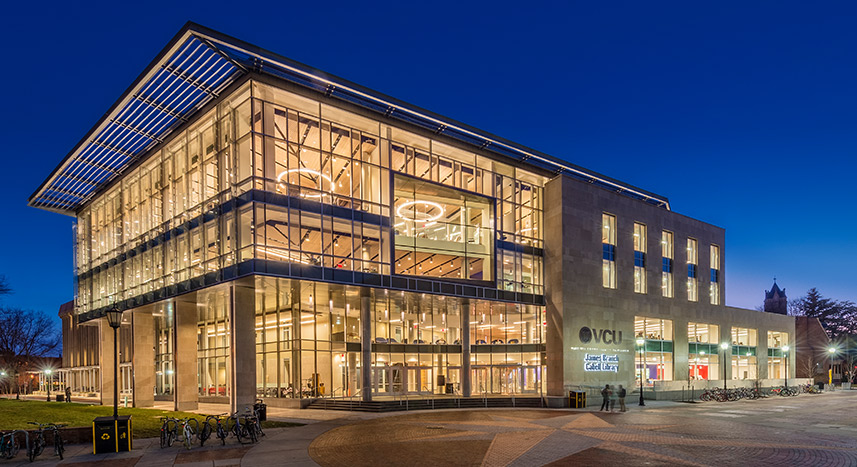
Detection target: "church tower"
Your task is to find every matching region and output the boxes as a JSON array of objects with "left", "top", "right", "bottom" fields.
[{"left": 764, "top": 280, "right": 788, "bottom": 315}]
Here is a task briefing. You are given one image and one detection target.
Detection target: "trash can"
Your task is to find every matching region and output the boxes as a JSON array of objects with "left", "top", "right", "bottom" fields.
[
  {"left": 56, "top": 394, "right": 64, "bottom": 402},
  {"left": 254, "top": 400, "right": 267, "bottom": 422},
  {"left": 92, "top": 416, "right": 132, "bottom": 454},
  {"left": 569, "top": 390, "right": 587, "bottom": 408}
]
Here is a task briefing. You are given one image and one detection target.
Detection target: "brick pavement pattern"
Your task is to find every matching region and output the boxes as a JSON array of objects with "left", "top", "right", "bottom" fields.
[{"left": 310, "top": 391, "right": 857, "bottom": 466}]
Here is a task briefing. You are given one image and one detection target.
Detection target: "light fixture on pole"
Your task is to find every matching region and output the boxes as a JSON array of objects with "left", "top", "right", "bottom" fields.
[
  {"left": 782, "top": 345, "right": 790, "bottom": 388},
  {"left": 106, "top": 306, "right": 124, "bottom": 420},
  {"left": 636, "top": 337, "right": 645, "bottom": 406},
  {"left": 828, "top": 347, "right": 837, "bottom": 389},
  {"left": 720, "top": 342, "right": 729, "bottom": 391},
  {"left": 44, "top": 369, "right": 52, "bottom": 402}
]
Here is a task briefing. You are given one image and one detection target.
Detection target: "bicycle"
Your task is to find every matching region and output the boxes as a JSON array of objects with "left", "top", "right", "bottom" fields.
[
  {"left": 180, "top": 418, "right": 199, "bottom": 450},
  {"left": 0, "top": 430, "right": 28, "bottom": 460},
  {"left": 200, "top": 414, "right": 229, "bottom": 447},
  {"left": 159, "top": 417, "right": 179, "bottom": 448},
  {"left": 27, "top": 422, "right": 65, "bottom": 462}
]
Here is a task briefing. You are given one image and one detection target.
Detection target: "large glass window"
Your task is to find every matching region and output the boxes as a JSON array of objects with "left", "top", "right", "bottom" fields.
[
  {"left": 602, "top": 214, "right": 617, "bottom": 289},
  {"left": 635, "top": 317, "right": 674, "bottom": 383},
  {"left": 661, "top": 231, "right": 673, "bottom": 298},
  {"left": 687, "top": 238, "right": 698, "bottom": 302},
  {"left": 688, "top": 322, "right": 720, "bottom": 380},
  {"left": 633, "top": 223, "right": 646, "bottom": 294},
  {"left": 710, "top": 244, "right": 721, "bottom": 305},
  {"left": 198, "top": 286, "right": 231, "bottom": 397},
  {"left": 393, "top": 174, "right": 493, "bottom": 281},
  {"left": 731, "top": 327, "right": 757, "bottom": 380},
  {"left": 767, "top": 331, "right": 789, "bottom": 379}
]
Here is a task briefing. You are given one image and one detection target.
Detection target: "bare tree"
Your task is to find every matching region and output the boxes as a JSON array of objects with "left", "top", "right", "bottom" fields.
[
  {"left": 0, "top": 306, "right": 60, "bottom": 398},
  {"left": 0, "top": 275, "right": 10, "bottom": 297}
]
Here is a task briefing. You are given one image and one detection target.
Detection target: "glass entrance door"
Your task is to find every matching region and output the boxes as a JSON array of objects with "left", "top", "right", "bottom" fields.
[{"left": 372, "top": 365, "right": 407, "bottom": 396}]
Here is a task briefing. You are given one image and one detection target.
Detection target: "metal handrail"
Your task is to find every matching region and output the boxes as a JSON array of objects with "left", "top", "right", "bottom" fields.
[{"left": 422, "top": 385, "right": 434, "bottom": 410}]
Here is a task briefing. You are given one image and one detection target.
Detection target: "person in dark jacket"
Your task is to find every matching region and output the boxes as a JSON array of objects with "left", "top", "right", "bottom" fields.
[
  {"left": 618, "top": 385, "right": 627, "bottom": 412},
  {"left": 600, "top": 384, "right": 610, "bottom": 411},
  {"left": 64, "top": 386, "right": 72, "bottom": 403}
]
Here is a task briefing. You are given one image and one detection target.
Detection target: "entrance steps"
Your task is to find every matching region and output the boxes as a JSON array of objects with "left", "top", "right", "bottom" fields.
[{"left": 306, "top": 396, "right": 544, "bottom": 412}]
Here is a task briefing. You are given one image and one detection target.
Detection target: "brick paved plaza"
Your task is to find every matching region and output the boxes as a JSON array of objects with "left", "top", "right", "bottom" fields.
[
  {"left": 10, "top": 390, "right": 857, "bottom": 466},
  {"left": 310, "top": 390, "right": 857, "bottom": 467}
]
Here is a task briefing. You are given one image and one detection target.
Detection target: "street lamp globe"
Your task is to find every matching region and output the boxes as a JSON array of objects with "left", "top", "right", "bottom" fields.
[
  {"left": 828, "top": 347, "right": 836, "bottom": 354},
  {"left": 720, "top": 342, "right": 729, "bottom": 350},
  {"left": 106, "top": 306, "right": 124, "bottom": 329},
  {"left": 782, "top": 345, "right": 789, "bottom": 352},
  {"left": 636, "top": 338, "right": 645, "bottom": 346}
]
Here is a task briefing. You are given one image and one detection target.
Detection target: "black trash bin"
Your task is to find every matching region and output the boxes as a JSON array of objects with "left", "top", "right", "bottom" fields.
[
  {"left": 569, "top": 390, "right": 587, "bottom": 408},
  {"left": 55, "top": 394, "right": 64, "bottom": 402},
  {"left": 254, "top": 400, "right": 267, "bottom": 422},
  {"left": 92, "top": 416, "right": 132, "bottom": 454}
]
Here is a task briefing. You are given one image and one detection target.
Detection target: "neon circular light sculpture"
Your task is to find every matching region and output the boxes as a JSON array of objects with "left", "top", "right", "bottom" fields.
[
  {"left": 277, "top": 168, "right": 333, "bottom": 198},
  {"left": 396, "top": 200, "right": 444, "bottom": 222}
]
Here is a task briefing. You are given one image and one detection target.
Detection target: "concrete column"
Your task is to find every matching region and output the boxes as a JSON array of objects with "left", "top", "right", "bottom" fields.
[
  {"left": 360, "top": 287, "right": 372, "bottom": 401},
  {"left": 544, "top": 176, "right": 567, "bottom": 397},
  {"left": 174, "top": 298, "right": 199, "bottom": 411},
  {"left": 99, "top": 318, "right": 115, "bottom": 408},
  {"left": 230, "top": 277, "right": 257, "bottom": 413},
  {"left": 461, "top": 299, "right": 472, "bottom": 397},
  {"left": 132, "top": 310, "right": 155, "bottom": 407}
]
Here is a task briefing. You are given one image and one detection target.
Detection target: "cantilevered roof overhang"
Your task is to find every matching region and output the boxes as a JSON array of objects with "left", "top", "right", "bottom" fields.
[{"left": 30, "top": 22, "right": 670, "bottom": 215}]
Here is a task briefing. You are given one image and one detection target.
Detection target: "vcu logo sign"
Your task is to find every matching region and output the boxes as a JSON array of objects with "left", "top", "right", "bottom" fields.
[{"left": 579, "top": 326, "right": 622, "bottom": 345}]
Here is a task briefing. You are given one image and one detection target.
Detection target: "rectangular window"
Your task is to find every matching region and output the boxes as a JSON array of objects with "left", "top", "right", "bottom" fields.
[
  {"left": 710, "top": 244, "right": 720, "bottom": 305},
  {"left": 767, "top": 331, "right": 789, "bottom": 379},
  {"left": 661, "top": 231, "right": 673, "bottom": 298},
  {"left": 687, "top": 238, "right": 698, "bottom": 302},
  {"left": 633, "top": 223, "right": 647, "bottom": 294},
  {"left": 688, "top": 322, "right": 719, "bottom": 344},
  {"left": 602, "top": 214, "right": 616, "bottom": 289}
]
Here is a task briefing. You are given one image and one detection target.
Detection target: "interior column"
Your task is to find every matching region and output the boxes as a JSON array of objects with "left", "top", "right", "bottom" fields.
[
  {"left": 360, "top": 287, "right": 372, "bottom": 401},
  {"left": 461, "top": 299, "right": 472, "bottom": 397}
]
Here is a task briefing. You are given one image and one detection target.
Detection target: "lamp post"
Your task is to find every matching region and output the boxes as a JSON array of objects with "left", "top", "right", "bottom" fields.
[
  {"left": 45, "top": 369, "right": 52, "bottom": 402},
  {"left": 106, "top": 306, "right": 124, "bottom": 420},
  {"left": 782, "top": 345, "right": 790, "bottom": 389},
  {"left": 0, "top": 371, "right": 5, "bottom": 395},
  {"left": 720, "top": 342, "right": 729, "bottom": 391},
  {"left": 636, "top": 337, "right": 646, "bottom": 406},
  {"left": 828, "top": 347, "right": 837, "bottom": 390}
]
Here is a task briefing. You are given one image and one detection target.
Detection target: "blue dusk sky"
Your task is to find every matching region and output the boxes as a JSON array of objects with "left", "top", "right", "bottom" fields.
[{"left": 1, "top": 1, "right": 855, "bottom": 316}]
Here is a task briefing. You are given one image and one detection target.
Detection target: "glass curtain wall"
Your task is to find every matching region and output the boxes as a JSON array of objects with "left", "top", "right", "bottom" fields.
[
  {"left": 371, "top": 292, "right": 464, "bottom": 396},
  {"left": 471, "top": 302, "right": 543, "bottom": 395},
  {"left": 75, "top": 84, "right": 250, "bottom": 313},
  {"left": 153, "top": 304, "right": 174, "bottom": 397},
  {"left": 197, "top": 286, "right": 230, "bottom": 397},
  {"left": 255, "top": 277, "right": 361, "bottom": 399}
]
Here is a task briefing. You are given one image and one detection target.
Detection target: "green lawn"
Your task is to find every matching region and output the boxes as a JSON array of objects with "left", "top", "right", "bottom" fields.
[{"left": 0, "top": 399, "right": 301, "bottom": 438}]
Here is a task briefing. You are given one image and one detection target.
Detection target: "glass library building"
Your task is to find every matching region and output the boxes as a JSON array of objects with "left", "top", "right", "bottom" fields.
[{"left": 36, "top": 24, "right": 798, "bottom": 411}]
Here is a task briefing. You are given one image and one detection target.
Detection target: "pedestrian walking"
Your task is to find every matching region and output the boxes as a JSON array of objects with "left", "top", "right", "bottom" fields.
[
  {"left": 600, "top": 384, "right": 610, "bottom": 411},
  {"left": 618, "top": 384, "right": 627, "bottom": 412},
  {"left": 64, "top": 386, "right": 72, "bottom": 403},
  {"left": 608, "top": 385, "right": 617, "bottom": 412}
]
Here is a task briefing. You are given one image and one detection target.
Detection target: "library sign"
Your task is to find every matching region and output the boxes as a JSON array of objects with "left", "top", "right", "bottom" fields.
[{"left": 583, "top": 353, "right": 619, "bottom": 372}]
